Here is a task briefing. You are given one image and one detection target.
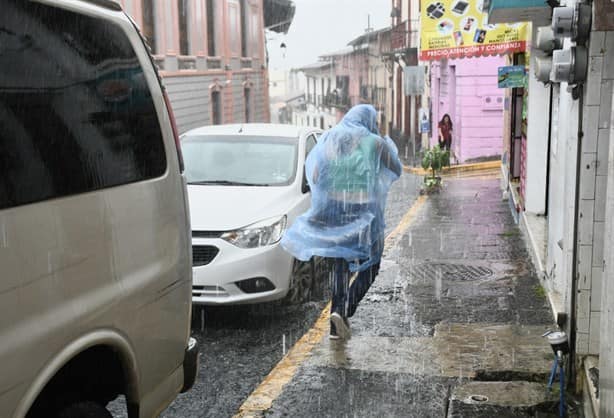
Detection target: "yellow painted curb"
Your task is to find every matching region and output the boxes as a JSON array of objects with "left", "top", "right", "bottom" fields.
[
  {"left": 404, "top": 160, "right": 501, "bottom": 176},
  {"left": 234, "top": 195, "right": 428, "bottom": 417},
  {"left": 234, "top": 303, "right": 332, "bottom": 417}
]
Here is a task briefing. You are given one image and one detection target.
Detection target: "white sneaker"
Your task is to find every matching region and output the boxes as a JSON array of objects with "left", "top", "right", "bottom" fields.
[{"left": 330, "top": 312, "right": 351, "bottom": 340}]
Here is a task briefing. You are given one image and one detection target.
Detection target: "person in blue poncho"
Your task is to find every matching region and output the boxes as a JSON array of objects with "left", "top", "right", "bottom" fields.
[{"left": 281, "top": 104, "right": 402, "bottom": 340}]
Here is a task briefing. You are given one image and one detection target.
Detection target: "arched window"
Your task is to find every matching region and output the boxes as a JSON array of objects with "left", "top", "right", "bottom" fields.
[
  {"left": 178, "top": 0, "right": 189, "bottom": 55},
  {"left": 206, "top": 0, "right": 216, "bottom": 56}
]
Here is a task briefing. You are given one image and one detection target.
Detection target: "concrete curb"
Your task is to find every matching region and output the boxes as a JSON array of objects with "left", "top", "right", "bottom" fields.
[
  {"left": 404, "top": 160, "right": 501, "bottom": 176},
  {"left": 583, "top": 356, "right": 600, "bottom": 418}
]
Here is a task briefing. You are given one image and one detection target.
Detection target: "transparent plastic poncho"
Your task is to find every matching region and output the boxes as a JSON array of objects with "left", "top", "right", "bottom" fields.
[{"left": 281, "top": 105, "right": 402, "bottom": 272}]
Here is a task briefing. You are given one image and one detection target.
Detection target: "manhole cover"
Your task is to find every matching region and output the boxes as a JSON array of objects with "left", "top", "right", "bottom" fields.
[{"left": 409, "top": 263, "right": 493, "bottom": 281}]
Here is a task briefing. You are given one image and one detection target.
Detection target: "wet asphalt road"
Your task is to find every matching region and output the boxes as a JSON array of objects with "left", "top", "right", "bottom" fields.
[{"left": 109, "top": 172, "right": 421, "bottom": 418}]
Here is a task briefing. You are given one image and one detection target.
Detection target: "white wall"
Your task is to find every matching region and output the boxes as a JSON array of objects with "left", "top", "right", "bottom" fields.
[
  {"left": 599, "top": 79, "right": 614, "bottom": 418},
  {"left": 524, "top": 58, "right": 550, "bottom": 214}
]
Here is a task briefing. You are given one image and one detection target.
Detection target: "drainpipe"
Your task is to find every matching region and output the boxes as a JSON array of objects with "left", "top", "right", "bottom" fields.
[
  {"left": 569, "top": 84, "right": 584, "bottom": 386},
  {"left": 388, "top": 61, "right": 396, "bottom": 138},
  {"left": 544, "top": 85, "right": 554, "bottom": 216}
]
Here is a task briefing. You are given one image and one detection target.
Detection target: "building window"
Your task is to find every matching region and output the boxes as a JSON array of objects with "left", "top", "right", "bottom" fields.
[
  {"left": 244, "top": 88, "right": 252, "bottom": 122},
  {"left": 178, "top": 0, "right": 189, "bottom": 55},
  {"left": 206, "top": 0, "right": 216, "bottom": 56},
  {"left": 212, "top": 91, "right": 222, "bottom": 125},
  {"left": 142, "top": 0, "right": 156, "bottom": 53},
  {"left": 250, "top": 8, "right": 260, "bottom": 57},
  {"left": 228, "top": 0, "right": 241, "bottom": 56},
  {"left": 240, "top": 0, "right": 249, "bottom": 57}
]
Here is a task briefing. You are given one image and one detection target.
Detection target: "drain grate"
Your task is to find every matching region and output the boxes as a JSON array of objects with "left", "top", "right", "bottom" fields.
[{"left": 409, "top": 263, "right": 493, "bottom": 281}]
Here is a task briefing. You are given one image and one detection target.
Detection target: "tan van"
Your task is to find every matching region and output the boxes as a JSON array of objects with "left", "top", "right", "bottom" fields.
[{"left": 0, "top": 1, "right": 198, "bottom": 417}]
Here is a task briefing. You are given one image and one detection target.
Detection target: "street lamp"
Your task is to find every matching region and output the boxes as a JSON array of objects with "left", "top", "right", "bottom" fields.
[{"left": 280, "top": 42, "right": 287, "bottom": 58}]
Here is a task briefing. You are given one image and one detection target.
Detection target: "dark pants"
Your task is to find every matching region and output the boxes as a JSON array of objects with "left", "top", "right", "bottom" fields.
[
  {"left": 439, "top": 137, "right": 451, "bottom": 151},
  {"left": 331, "top": 258, "right": 380, "bottom": 318}
]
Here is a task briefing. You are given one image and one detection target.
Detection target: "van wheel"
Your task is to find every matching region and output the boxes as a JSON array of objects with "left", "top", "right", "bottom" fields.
[
  {"left": 57, "top": 401, "right": 112, "bottom": 418},
  {"left": 284, "top": 259, "right": 314, "bottom": 305}
]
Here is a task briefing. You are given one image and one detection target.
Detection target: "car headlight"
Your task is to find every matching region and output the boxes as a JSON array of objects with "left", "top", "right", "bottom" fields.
[{"left": 221, "top": 215, "right": 287, "bottom": 248}]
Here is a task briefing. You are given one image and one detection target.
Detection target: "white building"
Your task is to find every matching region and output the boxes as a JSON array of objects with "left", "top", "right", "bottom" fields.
[
  {"left": 269, "top": 69, "right": 305, "bottom": 123},
  {"left": 292, "top": 61, "right": 338, "bottom": 129},
  {"left": 489, "top": 1, "right": 614, "bottom": 415}
]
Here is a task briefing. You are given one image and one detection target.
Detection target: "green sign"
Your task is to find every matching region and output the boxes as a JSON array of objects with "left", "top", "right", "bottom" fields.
[{"left": 498, "top": 65, "right": 526, "bottom": 88}]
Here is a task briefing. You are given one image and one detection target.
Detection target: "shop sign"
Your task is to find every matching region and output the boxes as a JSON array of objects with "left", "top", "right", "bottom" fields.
[
  {"left": 498, "top": 65, "right": 526, "bottom": 88},
  {"left": 420, "top": 0, "right": 529, "bottom": 61}
]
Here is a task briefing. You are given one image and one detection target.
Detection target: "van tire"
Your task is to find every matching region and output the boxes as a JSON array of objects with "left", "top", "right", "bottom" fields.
[
  {"left": 284, "top": 259, "right": 314, "bottom": 305},
  {"left": 57, "top": 401, "right": 113, "bottom": 418}
]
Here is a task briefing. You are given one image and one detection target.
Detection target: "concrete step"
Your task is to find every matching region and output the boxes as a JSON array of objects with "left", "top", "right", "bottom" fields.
[
  {"left": 583, "top": 356, "right": 600, "bottom": 418},
  {"left": 447, "top": 381, "right": 558, "bottom": 417}
]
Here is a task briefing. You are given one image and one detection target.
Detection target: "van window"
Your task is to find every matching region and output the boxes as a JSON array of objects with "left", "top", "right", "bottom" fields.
[{"left": 0, "top": 1, "right": 167, "bottom": 210}]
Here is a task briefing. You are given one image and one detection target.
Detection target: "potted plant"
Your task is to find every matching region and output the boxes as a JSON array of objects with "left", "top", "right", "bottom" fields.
[{"left": 420, "top": 145, "right": 450, "bottom": 194}]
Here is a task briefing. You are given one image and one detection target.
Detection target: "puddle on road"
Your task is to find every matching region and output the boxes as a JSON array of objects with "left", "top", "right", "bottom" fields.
[{"left": 308, "top": 323, "right": 553, "bottom": 380}]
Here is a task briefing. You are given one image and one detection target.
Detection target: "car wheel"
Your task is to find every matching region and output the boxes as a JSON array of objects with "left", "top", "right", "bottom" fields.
[
  {"left": 56, "top": 401, "right": 113, "bottom": 418},
  {"left": 284, "top": 258, "right": 314, "bottom": 304}
]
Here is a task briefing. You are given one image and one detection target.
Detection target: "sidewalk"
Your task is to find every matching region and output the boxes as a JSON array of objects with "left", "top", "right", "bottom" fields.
[
  {"left": 237, "top": 173, "right": 569, "bottom": 418},
  {"left": 404, "top": 160, "right": 502, "bottom": 177}
]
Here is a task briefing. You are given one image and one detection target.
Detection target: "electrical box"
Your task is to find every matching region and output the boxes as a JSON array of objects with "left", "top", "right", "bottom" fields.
[
  {"left": 535, "top": 26, "right": 562, "bottom": 54},
  {"left": 552, "top": 7, "right": 574, "bottom": 38},
  {"left": 550, "top": 46, "right": 588, "bottom": 84},
  {"left": 535, "top": 56, "right": 553, "bottom": 84},
  {"left": 552, "top": 3, "right": 592, "bottom": 45}
]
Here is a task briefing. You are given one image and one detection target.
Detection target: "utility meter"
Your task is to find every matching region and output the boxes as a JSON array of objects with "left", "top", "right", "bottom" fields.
[
  {"left": 550, "top": 46, "right": 588, "bottom": 84},
  {"left": 535, "top": 26, "right": 562, "bottom": 54},
  {"left": 552, "top": 7, "right": 573, "bottom": 37},
  {"left": 535, "top": 56, "right": 553, "bottom": 84},
  {"left": 546, "top": 331, "right": 570, "bottom": 355},
  {"left": 552, "top": 3, "right": 592, "bottom": 45}
]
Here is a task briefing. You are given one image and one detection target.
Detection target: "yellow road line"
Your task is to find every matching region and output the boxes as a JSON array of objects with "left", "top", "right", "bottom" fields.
[
  {"left": 233, "top": 195, "right": 428, "bottom": 418},
  {"left": 384, "top": 195, "right": 426, "bottom": 252}
]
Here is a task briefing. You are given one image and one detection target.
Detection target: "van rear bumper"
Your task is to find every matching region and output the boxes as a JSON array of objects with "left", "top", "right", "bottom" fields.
[{"left": 181, "top": 337, "right": 199, "bottom": 393}]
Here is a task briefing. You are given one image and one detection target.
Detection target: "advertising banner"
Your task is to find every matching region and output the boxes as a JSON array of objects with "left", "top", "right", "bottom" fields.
[
  {"left": 497, "top": 65, "right": 527, "bottom": 88},
  {"left": 420, "top": 1, "right": 529, "bottom": 61}
]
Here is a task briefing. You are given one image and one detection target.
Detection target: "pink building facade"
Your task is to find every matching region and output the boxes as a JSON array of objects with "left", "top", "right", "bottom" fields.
[{"left": 430, "top": 56, "right": 506, "bottom": 163}]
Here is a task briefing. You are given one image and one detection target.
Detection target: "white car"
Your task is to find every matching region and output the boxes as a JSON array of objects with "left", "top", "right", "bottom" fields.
[{"left": 181, "top": 124, "right": 322, "bottom": 305}]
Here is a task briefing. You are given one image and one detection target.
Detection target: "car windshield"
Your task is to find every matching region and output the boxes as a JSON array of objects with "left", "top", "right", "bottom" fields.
[{"left": 182, "top": 135, "right": 298, "bottom": 186}]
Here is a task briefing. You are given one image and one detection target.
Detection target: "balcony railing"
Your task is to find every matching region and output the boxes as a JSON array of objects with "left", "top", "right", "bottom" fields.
[
  {"left": 153, "top": 55, "right": 165, "bottom": 71},
  {"left": 323, "top": 92, "right": 350, "bottom": 109},
  {"left": 240, "top": 58, "right": 253, "bottom": 69},
  {"left": 386, "top": 20, "right": 419, "bottom": 54},
  {"left": 206, "top": 57, "right": 222, "bottom": 70},
  {"left": 178, "top": 56, "right": 197, "bottom": 70}
]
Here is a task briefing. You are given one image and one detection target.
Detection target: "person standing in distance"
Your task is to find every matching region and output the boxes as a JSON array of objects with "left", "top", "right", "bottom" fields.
[{"left": 438, "top": 114, "right": 453, "bottom": 151}]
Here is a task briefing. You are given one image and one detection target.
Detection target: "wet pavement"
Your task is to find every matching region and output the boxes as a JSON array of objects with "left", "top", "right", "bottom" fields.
[
  {"left": 237, "top": 172, "right": 569, "bottom": 418},
  {"left": 109, "top": 171, "right": 421, "bottom": 418},
  {"left": 110, "top": 171, "right": 570, "bottom": 417}
]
